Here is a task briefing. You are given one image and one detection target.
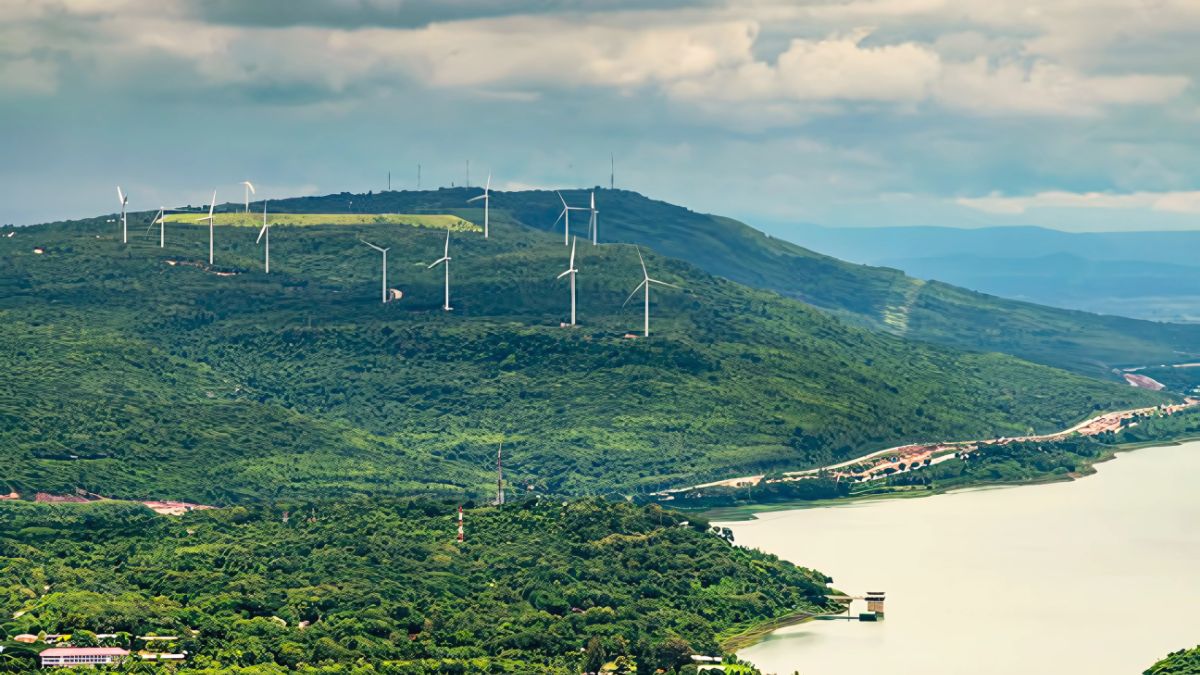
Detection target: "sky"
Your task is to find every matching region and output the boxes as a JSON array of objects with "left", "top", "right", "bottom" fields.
[{"left": 2, "top": 0, "right": 1199, "bottom": 234}]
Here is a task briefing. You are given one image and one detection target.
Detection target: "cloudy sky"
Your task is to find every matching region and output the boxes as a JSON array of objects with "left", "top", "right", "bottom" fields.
[{"left": 3, "top": 0, "right": 1199, "bottom": 233}]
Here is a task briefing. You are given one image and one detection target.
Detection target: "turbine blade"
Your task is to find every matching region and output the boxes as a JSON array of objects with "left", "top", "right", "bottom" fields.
[
  {"left": 558, "top": 191, "right": 567, "bottom": 208},
  {"left": 648, "top": 279, "right": 681, "bottom": 290},
  {"left": 570, "top": 237, "right": 576, "bottom": 266},
  {"left": 256, "top": 223, "right": 268, "bottom": 243},
  {"left": 556, "top": 269, "right": 571, "bottom": 279},
  {"left": 552, "top": 209, "right": 564, "bottom": 228},
  {"left": 117, "top": 186, "right": 125, "bottom": 204},
  {"left": 243, "top": 181, "right": 255, "bottom": 194},
  {"left": 485, "top": 173, "right": 491, "bottom": 192},
  {"left": 622, "top": 280, "right": 647, "bottom": 307},
  {"left": 636, "top": 246, "right": 648, "bottom": 279}
]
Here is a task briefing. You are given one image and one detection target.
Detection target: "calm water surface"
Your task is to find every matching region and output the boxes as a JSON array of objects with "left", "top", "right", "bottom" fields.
[{"left": 720, "top": 442, "right": 1200, "bottom": 675}]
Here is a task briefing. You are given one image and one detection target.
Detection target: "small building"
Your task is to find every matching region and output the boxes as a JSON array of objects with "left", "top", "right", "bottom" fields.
[{"left": 39, "top": 647, "right": 129, "bottom": 668}]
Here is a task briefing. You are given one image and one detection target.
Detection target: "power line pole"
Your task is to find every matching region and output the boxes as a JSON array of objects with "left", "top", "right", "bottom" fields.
[
  {"left": 387, "top": 171, "right": 391, "bottom": 191},
  {"left": 496, "top": 442, "right": 505, "bottom": 506}
]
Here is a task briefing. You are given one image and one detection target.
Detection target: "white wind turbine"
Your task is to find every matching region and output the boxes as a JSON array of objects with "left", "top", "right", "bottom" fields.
[
  {"left": 557, "top": 236, "right": 579, "bottom": 326},
  {"left": 116, "top": 186, "right": 129, "bottom": 244},
  {"left": 467, "top": 173, "right": 491, "bottom": 238},
  {"left": 242, "top": 181, "right": 255, "bottom": 213},
  {"left": 552, "top": 191, "right": 588, "bottom": 246},
  {"left": 427, "top": 229, "right": 452, "bottom": 311},
  {"left": 587, "top": 191, "right": 599, "bottom": 245},
  {"left": 623, "top": 246, "right": 680, "bottom": 338},
  {"left": 256, "top": 201, "right": 271, "bottom": 273},
  {"left": 361, "top": 239, "right": 390, "bottom": 304},
  {"left": 196, "top": 190, "right": 217, "bottom": 265},
  {"left": 146, "top": 207, "right": 166, "bottom": 247}
]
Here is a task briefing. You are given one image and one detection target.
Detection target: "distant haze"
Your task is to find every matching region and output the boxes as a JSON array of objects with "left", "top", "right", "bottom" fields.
[{"left": 796, "top": 224, "right": 1200, "bottom": 321}]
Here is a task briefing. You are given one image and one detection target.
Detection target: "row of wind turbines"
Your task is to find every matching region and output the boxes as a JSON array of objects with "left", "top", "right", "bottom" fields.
[{"left": 113, "top": 176, "right": 681, "bottom": 337}]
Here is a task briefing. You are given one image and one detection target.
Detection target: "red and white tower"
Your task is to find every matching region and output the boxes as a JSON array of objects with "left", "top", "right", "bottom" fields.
[{"left": 457, "top": 505, "right": 464, "bottom": 542}]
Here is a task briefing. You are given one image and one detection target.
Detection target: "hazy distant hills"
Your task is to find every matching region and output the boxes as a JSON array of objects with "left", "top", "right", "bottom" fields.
[
  {"left": 0, "top": 192, "right": 1172, "bottom": 504},
  {"left": 795, "top": 224, "right": 1200, "bottom": 322}
]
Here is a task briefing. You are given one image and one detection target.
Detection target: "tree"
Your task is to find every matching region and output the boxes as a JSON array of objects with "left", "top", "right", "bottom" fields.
[{"left": 583, "top": 636, "right": 607, "bottom": 674}]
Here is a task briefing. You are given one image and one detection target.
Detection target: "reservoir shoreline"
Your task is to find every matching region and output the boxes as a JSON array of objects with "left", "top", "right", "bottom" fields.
[{"left": 718, "top": 440, "right": 1200, "bottom": 675}]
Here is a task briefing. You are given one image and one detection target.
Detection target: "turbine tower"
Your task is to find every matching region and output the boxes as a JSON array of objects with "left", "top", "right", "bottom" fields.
[
  {"left": 623, "top": 245, "right": 681, "bottom": 337},
  {"left": 361, "top": 239, "right": 390, "bottom": 304},
  {"left": 242, "top": 181, "right": 255, "bottom": 213},
  {"left": 427, "top": 229, "right": 453, "bottom": 311},
  {"left": 467, "top": 173, "right": 491, "bottom": 238},
  {"left": 587, "top": 191, "right": 599, "bottom": 245},
  {"left": 116, "top": 186, "right": 129, "bottom": 244},
  {"left": 196, "top": 190, "right": 217, "bottom": 265},
  {"left": 148, "top": 207, "right": 166, "bottom": 248},
  {"left": 553, "top": 191, "right": 588, "bottom": 246},
  {"left": 556, "top": 236, "right": 579, "bottom": 326},
  {"left": 256, "top": 201, "right": 271, "bottom": 273}
]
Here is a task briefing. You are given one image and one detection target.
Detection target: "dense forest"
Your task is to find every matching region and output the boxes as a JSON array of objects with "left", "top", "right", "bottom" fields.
[
  {"left": 0, "top": 204, "right": 1170, "bottom": 504},
  {"left": 0, "top": 498, "right": 831, "bottom": 673}
]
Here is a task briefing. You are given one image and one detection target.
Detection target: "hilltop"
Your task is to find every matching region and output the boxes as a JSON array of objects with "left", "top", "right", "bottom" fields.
[{"left": 250, "top": 188, "right": 1200, "bottom": 380}]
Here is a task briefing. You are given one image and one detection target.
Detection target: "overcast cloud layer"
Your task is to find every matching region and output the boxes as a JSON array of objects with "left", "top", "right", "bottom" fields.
[{"left": 2, "top": 0, "right": 1198, "bottom": 232}]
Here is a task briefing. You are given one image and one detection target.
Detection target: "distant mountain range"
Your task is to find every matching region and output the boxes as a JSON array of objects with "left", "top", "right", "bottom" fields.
[
  {"left": 1, "top": 188, "right": 1186, "bottom": 504},
  {"left": 792, "top": 224, "right": 1200, "bottom": 322}
]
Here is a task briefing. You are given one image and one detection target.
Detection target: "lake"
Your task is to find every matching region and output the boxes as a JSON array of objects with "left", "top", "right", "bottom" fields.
[{"left": 719, "top": 442, "right": 1200, "bottom": 675}]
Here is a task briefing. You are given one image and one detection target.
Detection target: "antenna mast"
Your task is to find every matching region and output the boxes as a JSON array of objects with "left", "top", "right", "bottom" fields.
[{"left": 496, "top": 443, "right": 505, "bottom": 506}]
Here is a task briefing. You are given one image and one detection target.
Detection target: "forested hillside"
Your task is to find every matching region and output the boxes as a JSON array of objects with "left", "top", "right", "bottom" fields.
[
  {"left": 0, "top": 498, "right": 831, "bottom": 673},
  {"left": 249, "top": 188, "right": 1200, "bottom": 380},
  {"left": 0, "top": 207, "right": 1166, "bottom": 504}
]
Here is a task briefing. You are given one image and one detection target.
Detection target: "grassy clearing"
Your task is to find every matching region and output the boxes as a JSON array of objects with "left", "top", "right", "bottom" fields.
[{"left": 163, "top": 212, "right": 478, "bottom": 231}]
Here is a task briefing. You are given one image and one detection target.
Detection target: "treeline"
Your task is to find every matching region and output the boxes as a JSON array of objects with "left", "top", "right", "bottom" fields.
[{"left": 0, "top": 498, "right": 833, "bottom": 673}]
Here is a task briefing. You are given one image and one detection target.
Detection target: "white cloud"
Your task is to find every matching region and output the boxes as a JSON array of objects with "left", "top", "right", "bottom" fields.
[
  {"left": 935, "top": 58, "right": 1190, "bottom": 116},
  {"left": 670, "top": 30, "right": 941, "bottom": 102},
  {"left": 958, "top": 190, "right": 1200, "bottom": 215}
]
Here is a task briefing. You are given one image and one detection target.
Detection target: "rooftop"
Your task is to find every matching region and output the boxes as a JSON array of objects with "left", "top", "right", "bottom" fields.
[{"left": 40, "top": 648, "right": 129, "bottom": 657}]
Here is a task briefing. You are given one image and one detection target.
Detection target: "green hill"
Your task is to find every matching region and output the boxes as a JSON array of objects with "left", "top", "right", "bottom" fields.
[
  {"left": 248, "top": 188, "right": 1200, "bottom": 380},
  {"left": 0, "top": 497, "right": 832, "bottom": 673},
  {"left": 0, "top": 202, "right": 1169, "bottom": 503}
]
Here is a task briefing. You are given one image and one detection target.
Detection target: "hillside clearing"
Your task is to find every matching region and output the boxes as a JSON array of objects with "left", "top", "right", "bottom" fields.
[{"left": 162, "top": 212, "right": 477, "bottom": 230}]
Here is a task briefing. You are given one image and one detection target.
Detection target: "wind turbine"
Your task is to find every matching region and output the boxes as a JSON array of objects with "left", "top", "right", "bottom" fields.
[
  {"left": 623, "top": 246, "right": 680, "bottom": 338},
  {"left": 466, "top": 173, "right": 491, "bottom": 238},
  {"left": 116, "top": 186, "right": 128, "bottom": 244},
  {"left": 427, "top": 229, "right": 452, "bottom": 311},
  {"left": 361, "top": 239, "right": 390, "bottom": 304},
  {"left": 196, "top": 190, "right": 216, "bottom": 265},
  {"left": 557, "top": 236, "right": 579, "bottom": 326},
  {"left": 256, "top": 201, "right": 271, "bottom": 273},
  {"left": 587, "top": 191, "right": 599, "bottom": 245},
  {"left": 241, "top": 181, "right": 255, "bottom": 213},
  {"left": 146, "top": 207, "right": 166, "bottom": 247},
  {"left": 552, "top": 191, "right": 588, "bottom": 246}
]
